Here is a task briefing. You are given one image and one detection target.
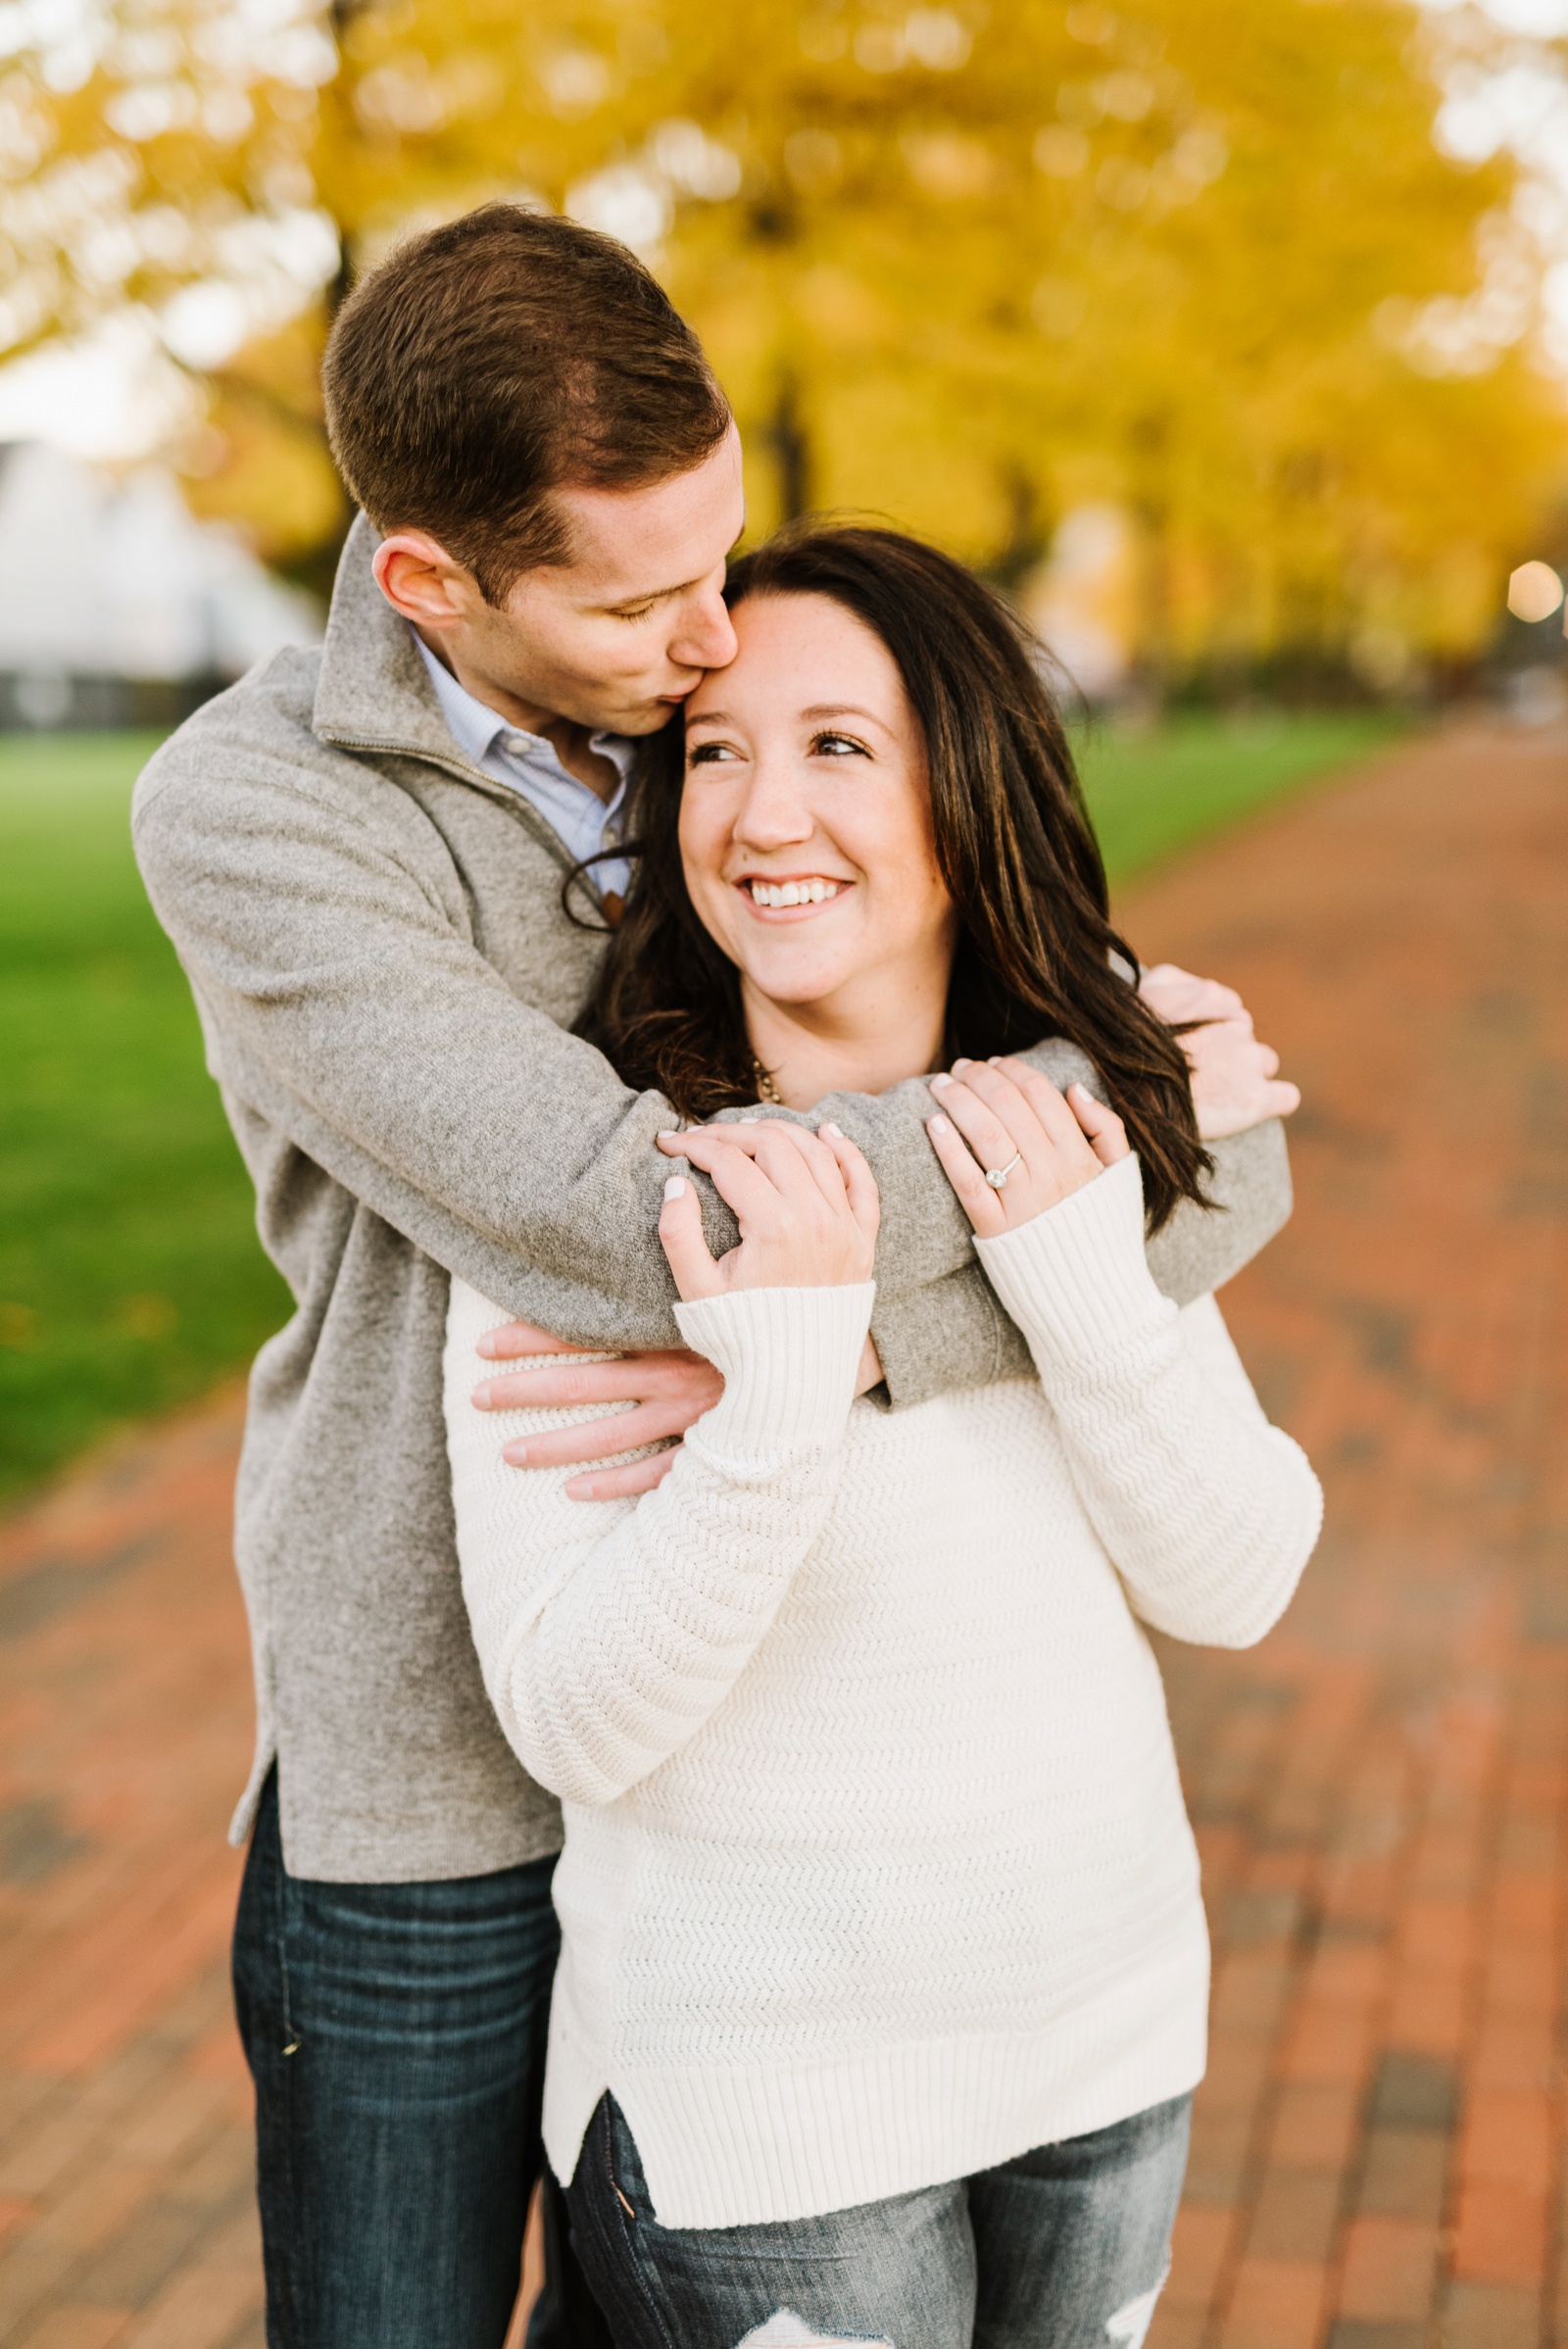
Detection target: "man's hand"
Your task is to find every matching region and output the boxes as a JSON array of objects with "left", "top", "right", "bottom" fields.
[
  {"left": 1139, "top": 962, "right": 1301, "bottom": 1141},
  {"left": 472, "top": 1323, "right": 721, "bottom": 1500},
  {"left": 472, "top": 1316, "right": 887, "bottom": 1500}
]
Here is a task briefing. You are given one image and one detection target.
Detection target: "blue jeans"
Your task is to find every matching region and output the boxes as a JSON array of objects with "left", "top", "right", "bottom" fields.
[
  {"left": 233, "top": 1771, "right": 613, "bottom": 2349},
  {"left": 566, "top": 2089, "right": 1192, "bottom": 2349}
]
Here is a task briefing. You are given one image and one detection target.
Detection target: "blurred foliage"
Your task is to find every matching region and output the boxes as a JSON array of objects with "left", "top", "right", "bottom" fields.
[
  {"left": 180, "top": 310, "right": 349, "bottom": 593},
  {"left": 1, "top": 0, "right": 1566, "bottom": 668}
]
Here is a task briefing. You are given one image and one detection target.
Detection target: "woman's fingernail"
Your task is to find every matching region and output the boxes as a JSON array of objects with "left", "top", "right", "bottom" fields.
[
  {"left": 952, "top": 1057, "right": 971, "bottom": 1074},
  {"left": 663, "top": 1175, "right": 687, "bottom": 1200},
  {"left": 471, "top": 1382, "right": 493, "bottom": 1408},
  {"left": 929, "top": 1113, "right": 951, "bottom": 1136},
  {"left": 657, "top": 1129, "right": 680, "bottom": 1141},
  {"left": 930, "top": 1072, "right": 953, "bottom": 1090},
  {"left": 819, "top": 1120, "right": 844, "bottom": 1137},
  {"left": 502, "top": 1443, "right": 528, "bottom": 1466}
]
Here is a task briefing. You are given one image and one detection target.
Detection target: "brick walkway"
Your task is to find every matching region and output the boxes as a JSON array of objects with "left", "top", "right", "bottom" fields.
[
  {"left": 0, "top": 718, "right": 1561, "bottom": 2348},
  {"left": 0, "top": 1397, "right": 261, "bottom": 2349},
  {"left": 1139, "top": 718, "right": 1568, "bottom": 2349}
]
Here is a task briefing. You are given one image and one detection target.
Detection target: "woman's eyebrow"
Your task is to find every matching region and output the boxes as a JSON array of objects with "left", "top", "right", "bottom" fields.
[
  {"left": 685, "top": 702, "right": 892, "bottom": 729},
  {"left": 799, "top": 703, "right": 892, "bottom": 729}
]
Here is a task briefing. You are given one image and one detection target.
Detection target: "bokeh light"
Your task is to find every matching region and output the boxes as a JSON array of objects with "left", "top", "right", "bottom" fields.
[{"left": 1506, "top": 559, "right": 1567, "bottom": 621}]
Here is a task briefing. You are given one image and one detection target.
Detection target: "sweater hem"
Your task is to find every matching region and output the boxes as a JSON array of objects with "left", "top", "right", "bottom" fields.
[{"left": 544, "top": 1910, "right": 1209, "bottom": 2227}]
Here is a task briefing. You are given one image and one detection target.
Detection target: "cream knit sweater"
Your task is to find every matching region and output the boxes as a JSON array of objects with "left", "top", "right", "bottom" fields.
[{"left": 444, "top": 1154, "right": 1321, "bottom": 2228}]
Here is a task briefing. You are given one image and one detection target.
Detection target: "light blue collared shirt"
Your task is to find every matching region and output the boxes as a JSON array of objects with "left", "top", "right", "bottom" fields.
[{"left": 414, "top": 632, "right": 633, "bottom": 901}]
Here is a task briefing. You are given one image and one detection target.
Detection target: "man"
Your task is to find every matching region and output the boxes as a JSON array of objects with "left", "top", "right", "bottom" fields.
[{"left": 133, "top": 205, "right": 1298, "bottom": 2349}]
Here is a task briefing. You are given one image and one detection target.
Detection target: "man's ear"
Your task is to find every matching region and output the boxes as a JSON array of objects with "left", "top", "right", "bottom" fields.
[{"left": 371, "top": 531, "right": 476, "bottom": 632}]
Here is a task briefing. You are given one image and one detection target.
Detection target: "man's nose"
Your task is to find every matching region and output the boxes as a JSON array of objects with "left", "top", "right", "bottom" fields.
[{"left": 668, "top": 584, "right": 737, "bottom": 672}]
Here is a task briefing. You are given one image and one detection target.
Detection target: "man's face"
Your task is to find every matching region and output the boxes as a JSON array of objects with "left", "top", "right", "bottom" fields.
[{"left": 376, "top": 425, "right": 746, "bottom": 737}]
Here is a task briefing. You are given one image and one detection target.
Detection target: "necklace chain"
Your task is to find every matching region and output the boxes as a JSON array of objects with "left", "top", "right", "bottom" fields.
[{"left": 753, "top": 1062, "right": 783, "bottom": 1106}]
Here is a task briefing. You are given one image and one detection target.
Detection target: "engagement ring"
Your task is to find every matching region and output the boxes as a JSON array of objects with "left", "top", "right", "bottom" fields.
[{"left": 984, "top": 1152, "right": 1023, "bottom": 1191}]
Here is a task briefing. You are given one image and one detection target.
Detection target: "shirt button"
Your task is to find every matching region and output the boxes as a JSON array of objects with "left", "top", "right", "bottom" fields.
[
  {"left": 603, "top": 823, "right": 619, "bottom": 847},
  {"left": 505, "top": 735, "right": 530, "bottom": 756}
]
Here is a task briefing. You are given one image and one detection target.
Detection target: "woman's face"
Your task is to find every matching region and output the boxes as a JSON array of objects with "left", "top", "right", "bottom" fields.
[{"left": 677, "top": 592, "right": 956, "bottom": 1024}]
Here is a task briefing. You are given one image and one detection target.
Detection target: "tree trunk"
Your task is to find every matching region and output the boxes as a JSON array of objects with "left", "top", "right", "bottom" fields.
[{"left": 767, "top": 375, "right": 811, "bottom": 525}]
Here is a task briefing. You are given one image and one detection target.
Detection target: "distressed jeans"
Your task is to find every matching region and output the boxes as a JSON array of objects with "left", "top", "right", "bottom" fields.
[
  {"left": 232, "top": 1771, "right": 613, "bottom": 2349},
  {"left": 566, "top": 2087, "right": 1191, "bottom": 2349}
]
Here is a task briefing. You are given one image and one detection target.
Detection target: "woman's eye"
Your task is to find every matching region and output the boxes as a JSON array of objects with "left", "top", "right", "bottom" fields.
[
  {"left": 687, "top": 741, "right": 740, "bottom": 765},
  {"left": 812, "top": 731, "right": 869, "bottom": 759}
]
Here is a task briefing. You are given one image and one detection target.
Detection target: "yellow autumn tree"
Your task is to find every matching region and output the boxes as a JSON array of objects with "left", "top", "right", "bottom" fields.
[{"left": 3, "top": 0, "right": 1564, "bottom": 678}]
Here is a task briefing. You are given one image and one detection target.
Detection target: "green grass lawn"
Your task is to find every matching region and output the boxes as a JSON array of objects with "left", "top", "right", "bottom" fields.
[
  {"left": 0, "top": 710, "right": 1402, "bottom": 1505},
  {"left": 0, "top": 734, "right": 291, "bottom": 1504},
  {"left": 1075, "top": 709, "right": 1405, "bottom": 888}
]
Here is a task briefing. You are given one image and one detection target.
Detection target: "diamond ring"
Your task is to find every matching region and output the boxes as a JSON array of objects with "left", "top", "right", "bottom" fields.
[{"left": 984, "top": 1151, "right": 1023, "bottom": 1191}]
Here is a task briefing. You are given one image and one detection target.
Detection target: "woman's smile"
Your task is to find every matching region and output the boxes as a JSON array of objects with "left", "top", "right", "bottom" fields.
[{"left": 738, "top": 873, "right": 852, "bottom": 913}]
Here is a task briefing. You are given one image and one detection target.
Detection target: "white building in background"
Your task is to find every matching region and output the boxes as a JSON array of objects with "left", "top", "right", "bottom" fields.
[{"left": 0, "top": 441, "right": 320, "bottom": 724}]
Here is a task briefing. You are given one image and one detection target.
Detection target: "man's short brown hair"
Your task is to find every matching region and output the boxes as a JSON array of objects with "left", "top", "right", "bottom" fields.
[{"left": 322, "top": 205, "right": 732, "bottom": 604}]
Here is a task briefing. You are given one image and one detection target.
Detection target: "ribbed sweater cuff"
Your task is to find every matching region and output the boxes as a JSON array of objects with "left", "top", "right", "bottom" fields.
[
  {"left": 974, "top": 1154, "right": 1170, "bottom": 1373},
  {"left": 673, "top": 1284, "right": 875, "bottom": 1465}
]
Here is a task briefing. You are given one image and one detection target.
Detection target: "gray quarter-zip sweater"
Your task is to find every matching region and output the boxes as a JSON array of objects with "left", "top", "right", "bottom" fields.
[{"left": 131, "top": 514, "right": 1293, "bottom": 1884}]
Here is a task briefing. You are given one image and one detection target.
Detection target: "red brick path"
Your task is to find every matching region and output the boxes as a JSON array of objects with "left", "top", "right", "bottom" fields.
[
  {"left": 0, "top": 718, "right": 1562, "bottom": 2347},
  {"left": 1138, "top": 720, "right": 1568, "bottom": 2349},
  {"left": 0, "top": 1397, "right": 261, "bottom": 2349}
]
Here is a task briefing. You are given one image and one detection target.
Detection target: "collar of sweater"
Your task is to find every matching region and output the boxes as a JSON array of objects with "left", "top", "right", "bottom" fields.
[
  {"left": 311, "top": 511, "right": 468, "bottom": 768},
  {"left": 308, "top": 513, "right": 598, "bottom": 890}
]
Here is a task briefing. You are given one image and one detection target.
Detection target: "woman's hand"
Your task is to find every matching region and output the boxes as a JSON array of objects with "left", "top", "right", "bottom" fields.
[
  {"left": 658, "top": 1121, "right": 879, "bottom": 1303},
  {"left": 926, "top": 1056, "right": 1129, "bottom": 1237}
]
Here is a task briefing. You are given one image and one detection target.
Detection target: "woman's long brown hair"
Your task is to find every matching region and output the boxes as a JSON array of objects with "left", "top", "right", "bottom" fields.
[{"left": 577, "top": 524, "right": 1211, "bottom": 1231}]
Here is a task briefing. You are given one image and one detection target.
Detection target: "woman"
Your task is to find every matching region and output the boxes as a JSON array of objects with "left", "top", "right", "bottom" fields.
[{"left": 444, "top": 528, "right": 1321, "bottom": 2348}]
